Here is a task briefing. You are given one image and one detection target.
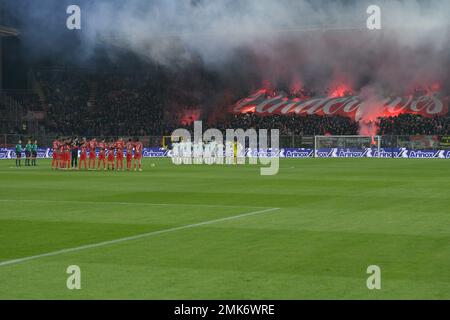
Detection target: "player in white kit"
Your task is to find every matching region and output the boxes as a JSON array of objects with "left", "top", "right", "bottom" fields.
[
  {"left": 171, "top": 140, "right": 181, "bottom": 165},
  {"left": 237, "top": 140, "right": 245, "bottom": 164},
  {"left": 209, "top": 137, "right": 218, "bottom": 164},
  {"left": 225, "top": 140, "right": 234, "bottom": 165},
  {"left": 193, "top": 139, "right": 203, "bottom": 164},
  {"left": 183, "top": 139, "right": 192, "bottom": 164},
  {"left": 203, "top": 140, "right": 212, "bottom": 165}
]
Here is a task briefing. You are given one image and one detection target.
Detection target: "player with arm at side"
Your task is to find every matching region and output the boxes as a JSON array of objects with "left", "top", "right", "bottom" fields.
[
  {"left": 236, "top": 140, "right": 245, "bottom": 165},
  {"left": 233, "top": 138, "right": 238, "bottom": 165},
  {"left": 216, "top": 140, "right": 224, "bottom": 165},
  {"left": 126, "top": 138, "right": 134, "bottom": 171},
  {"left": 178, "top": 138, "right": 184, "bottom": 163},
  {"left": 203, "top": 140, "right": 211, "bottom": 165},
  {"left": 71, "top": 136, "right": 79, "bottom": 169},
  {"left": 31, "top": 140, "right": 38, "bottom": 166},
  {"left": 79, "top": 138, "right": 88, "bottom": 170},
  {"left": 134, "top": 138, "right": 143, "bottom": 172},
  {"left": 115, "top": 137, "right": 125, "bottom": 171},
  {"left": 15, "top": 140, "right": 23, "bottom": 167},
  {"left": 193, "top": 139, "right": 203, "bottom": 164},
  {"left": 25, "top": 139, "right": 32, "bottom": 166},
  {"left": 51, "top": 137, "right": 60, "bottom": 170},
  {"left": 171, "top": 139, "right": 180, "bottom": 165},
  {"left": 225, "top": 140, "right": 234, "bottom": 165},
  {"left": 210, "top": 139, "right": 219, "bottom": 164},
  {"left": 184, "top": 138, "right": 192, "bottom": 164}
]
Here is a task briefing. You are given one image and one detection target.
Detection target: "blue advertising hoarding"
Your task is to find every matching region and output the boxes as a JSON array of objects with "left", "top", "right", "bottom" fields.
[{"left": 1, "top": 147, "right": 449, "bottom": 159}]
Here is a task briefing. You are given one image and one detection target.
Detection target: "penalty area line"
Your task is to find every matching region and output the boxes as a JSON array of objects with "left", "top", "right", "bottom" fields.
[{"left": 0, "top": 207, "right": 280, "bottom": 267}]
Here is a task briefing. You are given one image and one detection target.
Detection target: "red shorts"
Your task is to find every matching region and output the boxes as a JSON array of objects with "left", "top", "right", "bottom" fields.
[
  {"left": 126, "top": 154, "right": 132, "bottom": 162},
  {"left": 117, "top": 152, "right": 124, "bottom": 160},
  {"left": 53, "top": 152, "right": 58, "bottom": 160},
  {"left": 89, "top": 152, "right": 96, "bottom": 159},
  {"left": 99, "top": 153, "right": 106, "bottom": 161},
  {"left": 65, "top": 153, "right": 70, "bottom": 161},
  {"left": 108, "top": 154, "right": 114, "bottom": 162},
  {"left": 134, "top": 154, "right": 141, "bottom": 160},
  {"left": 80, "top": 153, "right": 87, "bottom": 161}
]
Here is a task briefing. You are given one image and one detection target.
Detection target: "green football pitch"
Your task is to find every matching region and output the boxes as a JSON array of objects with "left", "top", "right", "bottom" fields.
[{"left": 0, "top": 158, "right": 449, "bottom": 299}]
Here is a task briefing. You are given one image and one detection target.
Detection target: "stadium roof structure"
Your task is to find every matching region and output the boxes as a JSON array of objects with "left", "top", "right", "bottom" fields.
[{"left": 0, "top": 25, "right": 19, "bottom": 37}]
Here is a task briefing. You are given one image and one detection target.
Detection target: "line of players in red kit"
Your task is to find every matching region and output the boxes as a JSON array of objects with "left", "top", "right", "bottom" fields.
[{"left": 51, "top": 137, "right": 143, "bottom": 171}]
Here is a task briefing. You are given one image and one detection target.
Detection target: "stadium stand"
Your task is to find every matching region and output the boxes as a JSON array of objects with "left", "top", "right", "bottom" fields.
[
  {"left": 378, "top": 114, "right": 449, "bottom": 136},
  {"left": 0, "top": 68, "right": 448, "bottom": 138}
]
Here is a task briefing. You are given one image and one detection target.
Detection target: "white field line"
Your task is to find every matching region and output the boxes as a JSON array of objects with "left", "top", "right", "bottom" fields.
[
  {"left": 0, "top": 199, "right": 269, "bottom": 209},
  {"left": 0, "top": 207, "right": 280, "bottom": 267}
]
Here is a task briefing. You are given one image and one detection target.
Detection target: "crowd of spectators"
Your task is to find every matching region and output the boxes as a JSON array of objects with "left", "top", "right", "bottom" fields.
[
  {"left": 5, "top": 68, "right": 448, "bottom": 138},
  {"left": 38, "top": 69, "right": 90, "bottom": 135},
  {"left": 212, "top": 113, "right": 359, "bottom": 136},
  {"left": 36, "top": 70, "right": 168, "bottom": 136},
  {"left": 91, "top": 73, "right": 167, "bottom": 137},
  {"left": 4, "top": 91, "right": 42, "bottom": 112},
  {"left": 378, "top": 114, "right": 449, "bottom": 136}
]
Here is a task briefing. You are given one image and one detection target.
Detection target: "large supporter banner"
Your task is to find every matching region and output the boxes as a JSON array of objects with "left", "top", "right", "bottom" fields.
[
  {"left": 1, "top": 147, "right": 449, "bottom": 159},
  {"left": 231, "top": 90, "right": 449, "bottom": 120}
]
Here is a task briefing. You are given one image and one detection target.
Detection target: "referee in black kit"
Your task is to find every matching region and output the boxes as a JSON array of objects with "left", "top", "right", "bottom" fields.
[{"left": 71, "top": 136, "right": 80, "bottom": 169}]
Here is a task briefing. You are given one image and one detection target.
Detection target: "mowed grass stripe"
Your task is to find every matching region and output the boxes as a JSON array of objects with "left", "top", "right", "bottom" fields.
[
  {"left": 0, "top": 207, "right": 279, "bottom": 267},
  {"left": 0, "top": 199, "right": 270, "bottom": 209},
  {"left": 0, "top": 199, "right": 277, "bottom": 260}
]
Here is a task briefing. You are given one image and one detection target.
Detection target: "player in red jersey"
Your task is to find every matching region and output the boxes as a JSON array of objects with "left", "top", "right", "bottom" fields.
[
  {"left": 125, "top": 138, "right": 134, "bottom": 171},
  {"left": 107, "top": 139, "right": 116, "bottom": 171},
  {"left": 133, "top": 137, "right": 143, "bottom": 171},
  {"left": 79, "top": 138, "right": 88, "bottom": 170},
  {"left": 51, "top": 136, "right": 60, "bottom": 170},
  {"left": 97, "top": 139, "right": 107, "bottom": 170},
  {"left": 115, "top": 137, "right": 125, "bottom": 171},
  {"left": 88, "top": 138, "right": 97, "bottom": 169},
  {"left": 59, "top": 140, "right": 66, "bottom": 169},
  {"left": 64, "top": 139, "right": 71, "bottom": 169}
]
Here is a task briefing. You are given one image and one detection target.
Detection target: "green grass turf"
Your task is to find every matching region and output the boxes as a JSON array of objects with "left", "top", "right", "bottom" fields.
[{"left": 0, "top": 158, "right": 449, "bottom": 299}]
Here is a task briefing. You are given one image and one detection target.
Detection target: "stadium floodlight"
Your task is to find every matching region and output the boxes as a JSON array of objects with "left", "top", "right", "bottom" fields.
[{"left": 314, "top": 135, "right": 381, "bottom": 158}]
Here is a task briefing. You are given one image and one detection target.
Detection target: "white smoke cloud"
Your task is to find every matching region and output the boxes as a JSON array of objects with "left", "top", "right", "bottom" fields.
[
  {"left": 5, "top": 0, "right": 450, "bottom": 102},
  {"left": 77, "top": 0, "right": 449, "bottom": 65}
]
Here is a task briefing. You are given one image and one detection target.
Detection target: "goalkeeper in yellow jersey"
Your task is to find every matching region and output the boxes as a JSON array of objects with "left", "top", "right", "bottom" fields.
[{"left": 233, "top": 139, "right": 238, "bottom": 165}]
